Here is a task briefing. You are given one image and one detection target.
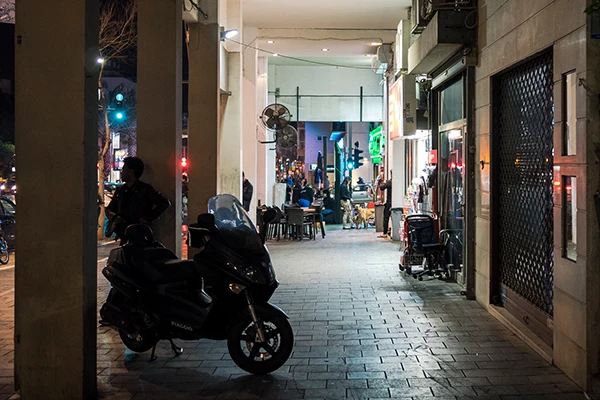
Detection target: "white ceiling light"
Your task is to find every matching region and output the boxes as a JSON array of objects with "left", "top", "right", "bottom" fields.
[
  {"left": 321, "top": 48, "right": 329, "bottom": 52},
  {"left": 220, "top": 28, "right": 239, "bottom": 41},
  {"left": 370, "top": 41, "right": 383, "bottom": 46},
  {"left": 267, "top": 40, "right": 274, "bottom": 44},
  {"left": 272, "top": 53, "right": 279, "bottom": 57}
]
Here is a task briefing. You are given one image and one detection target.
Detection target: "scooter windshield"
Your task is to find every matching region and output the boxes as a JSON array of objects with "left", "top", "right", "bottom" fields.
[{"left": 208, "top": 194, "right": 263, "bottom": 253}]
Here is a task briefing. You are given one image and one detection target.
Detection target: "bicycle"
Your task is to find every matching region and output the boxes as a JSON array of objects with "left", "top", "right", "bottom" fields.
[{"left": 0, "top": 234, "right": 9, "bottom": 264}]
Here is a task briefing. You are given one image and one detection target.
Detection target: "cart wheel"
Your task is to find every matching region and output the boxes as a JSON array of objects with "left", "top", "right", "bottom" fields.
[
  {"left": 418, "top": 276, "right": 423, "bottom": 281},
  {"left": 405, "top": 266, "right": 412, "bottom": 274},
  {"left": 412, "top": 274, "right": 417, "bottom": 279},
  {"left": 399, "top": 263, "right": 405, "bottom": 271},
  {"left": 460, "top": 291, "right": 467, "bottom": 296}
]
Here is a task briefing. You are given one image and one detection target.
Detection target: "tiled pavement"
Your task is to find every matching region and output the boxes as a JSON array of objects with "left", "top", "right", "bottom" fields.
[{"left": 0, "top": 229, "right": 587, "bottom": 399}]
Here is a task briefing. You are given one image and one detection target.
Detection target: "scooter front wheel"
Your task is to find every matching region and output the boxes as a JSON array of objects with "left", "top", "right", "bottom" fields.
[{"left": 227, "top": 309, "right": 293, "bottom": 374}]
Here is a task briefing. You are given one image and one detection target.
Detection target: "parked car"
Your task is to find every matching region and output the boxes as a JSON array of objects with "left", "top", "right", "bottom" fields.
[
  {"left": 351, "top": 184, "right": 373, "bottom": 205},
  {"left": 0, "top": 196, "right": 16, "bottom": 249},
  {"left": 0, "top": 180, "right": 16, "bottom": 196}
]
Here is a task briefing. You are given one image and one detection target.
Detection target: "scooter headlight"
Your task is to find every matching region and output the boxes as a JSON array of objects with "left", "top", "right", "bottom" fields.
[{"left": 225, "top": 262, "right": 266, "bottom": 284}]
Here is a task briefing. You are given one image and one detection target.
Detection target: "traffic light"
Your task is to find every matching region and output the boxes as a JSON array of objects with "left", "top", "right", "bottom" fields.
[
  {"left": 114, "top": 93, "right": 125, "bottom": 120},
  {"left": 353, "top": 141, "right": 364, "bottom": 168},
  {"left": 181, "top": 157, "right": 188, "bottom": 169},
  {"left": 347, "top": 158, "right": 354, "bottom": 170}
]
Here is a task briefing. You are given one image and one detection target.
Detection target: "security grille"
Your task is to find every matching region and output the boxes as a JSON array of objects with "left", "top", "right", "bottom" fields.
[{"left": 495, "top": 51, "right": 554, "bottom": 316}]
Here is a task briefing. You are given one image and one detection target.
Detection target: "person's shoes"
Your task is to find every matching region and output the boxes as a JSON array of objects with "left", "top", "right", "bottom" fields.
[
  {"left": 343, "top": 226, "right": 351, "bottom": 230},
  {"left": 378, "top": 234, "right": 388, "bottom": 238}
]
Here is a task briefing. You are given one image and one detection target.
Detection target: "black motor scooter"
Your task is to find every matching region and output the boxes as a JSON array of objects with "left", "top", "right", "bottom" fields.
[{"left": 100, "top": 194, "right": 293, "bottom": 374}]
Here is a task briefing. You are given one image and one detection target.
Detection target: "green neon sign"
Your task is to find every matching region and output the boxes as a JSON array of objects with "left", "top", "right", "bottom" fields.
[{"left": 369, "top": 125, "right": 384, "bottom": 164}]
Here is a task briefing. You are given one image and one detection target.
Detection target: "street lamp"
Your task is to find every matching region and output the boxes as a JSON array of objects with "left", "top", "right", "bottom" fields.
[{"left": 96, "top": 57, "right": 105, "bottom": 64}]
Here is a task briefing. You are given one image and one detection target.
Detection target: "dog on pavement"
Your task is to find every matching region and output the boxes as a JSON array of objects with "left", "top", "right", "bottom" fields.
[{"left": 353, "top": 204, "right": 374, "bottom": 229}]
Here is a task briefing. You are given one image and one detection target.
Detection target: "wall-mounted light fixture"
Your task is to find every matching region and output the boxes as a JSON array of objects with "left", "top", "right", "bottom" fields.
[{"left": 220, "top": 28, "right": 239, "bottom": 41}]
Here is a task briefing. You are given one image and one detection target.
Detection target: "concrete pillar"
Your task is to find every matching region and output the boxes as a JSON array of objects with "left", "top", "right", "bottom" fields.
[
  {"left": 392, "top": 139, "right": 406, "bottom": 209},
  {"left": 243, "top": 27, "right": 258, "bottom": 217},
  {"left": 14, "top": 0, "right": 98, "bottom": 397},
  {"left": 137, "top": 0, "right": 182, "bottom": 255},
  {"left": 220, "top": 52, "right": 243, "bottom": 197},
  {"left": 188, "top": 1, "right": 219, "bottom": 224},
  {"left": 219, "top": 0, "right": 243, "bottom": 198},
  {"left": 256, "top": 56, "right": 268, "bottom": 204},
  {"left": 256, "top": 57, "right": 276, "bottom": 204}
]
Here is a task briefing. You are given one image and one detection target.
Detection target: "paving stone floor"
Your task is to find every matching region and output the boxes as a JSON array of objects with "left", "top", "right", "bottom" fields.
[{"left": 0, "top": 228, "right": 587, "bottom": 399}]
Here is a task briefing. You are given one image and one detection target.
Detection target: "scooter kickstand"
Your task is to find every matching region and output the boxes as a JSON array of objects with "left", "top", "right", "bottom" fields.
[
  {"left": 149, "top": 343, "right": 158, "bottom": 362},
  {"left": 168, "top": 339, "right": 184, "bottom": 357}
]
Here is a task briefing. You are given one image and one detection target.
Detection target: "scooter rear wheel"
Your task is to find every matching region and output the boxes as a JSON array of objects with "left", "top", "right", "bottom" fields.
[
  {"left": 118, "top": 329, "right": 156, "bottom": 353},
  {"left": 227, "top": 308, "right": 293, "bottom": 374},
  {"left": 109, "top": 290, "right": 157, "bottom": 353}
]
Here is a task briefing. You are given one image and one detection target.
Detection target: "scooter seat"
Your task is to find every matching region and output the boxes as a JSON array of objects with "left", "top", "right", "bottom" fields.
[
  {"left": 152, "top": 259, "right": 198, "bottom": 283},
  {"left": 128, "top": 247, "right": 198, "bottom": 283}
]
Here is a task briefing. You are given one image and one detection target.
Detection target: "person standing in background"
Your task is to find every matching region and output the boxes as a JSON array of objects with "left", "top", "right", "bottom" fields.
[
  {"left": 378, "top": 170, "right": 392, "bottom": 238},
  {"left": 242, "top": 171, "right": 253, "bottom": 212},
  {"left": 340, "top": 178, "right": 353, "bottom": 230}
]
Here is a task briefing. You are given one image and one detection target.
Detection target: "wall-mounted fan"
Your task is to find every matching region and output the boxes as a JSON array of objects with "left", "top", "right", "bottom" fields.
[
  {"left": 276, "top": 125, "right": 298, "bottom": 149},
  {"left": 259, "top": 103, "right": 291, "bottom": 131},
  {"left": 276, "top": 125, "right": 298, "bottom": 160}
]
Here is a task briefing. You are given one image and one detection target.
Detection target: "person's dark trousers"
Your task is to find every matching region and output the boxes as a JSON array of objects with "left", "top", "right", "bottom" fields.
[{"left": 383, "top": 203, "right": 391, "bottom": 235}]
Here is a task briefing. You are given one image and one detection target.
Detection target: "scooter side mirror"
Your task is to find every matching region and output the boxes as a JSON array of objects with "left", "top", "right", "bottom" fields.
[
  {"left": 197, "top": 213, "right": 216, "bottom": 230},
  {"left": 188, "top": 213, "right": 218, "bottom": 248}
]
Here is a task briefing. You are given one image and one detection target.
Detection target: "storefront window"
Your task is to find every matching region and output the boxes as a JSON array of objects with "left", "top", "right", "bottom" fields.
[
  {"left": 563, "top": 72, "right": 577, "bottom": 156},
  {"left": 440, "top": 129, "right": 464, "bottom": 231},
  {"left": 564, "top": 176, "right": 577, "bottom": 261},
  {"left": 440, "top": 79, "right": 464, "bottom": 125}
]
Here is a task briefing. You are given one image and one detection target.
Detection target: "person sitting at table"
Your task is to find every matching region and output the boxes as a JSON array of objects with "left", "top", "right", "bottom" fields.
[
  {"left": 321, "top": 189, "right": 335, "bottom": 224},
  {"left": 298, "top": 183, "right": 314, "bottom": 208},
  {"left": 291, "top": 180, "right": 302, "bottom": 205}
]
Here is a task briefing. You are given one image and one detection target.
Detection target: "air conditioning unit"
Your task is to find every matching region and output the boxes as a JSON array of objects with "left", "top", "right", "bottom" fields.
[
  {"left": 372, "top": 45, "right": 392, "bottom": 74},
  {"left": 411, "top": 0, "right": 475, "bottom": 34},
  {"left": 410, "top": 0, "right": 431, "bottom": 34},
  {"left": 377, "top": 45, "right": 392, "bottom": 65}
]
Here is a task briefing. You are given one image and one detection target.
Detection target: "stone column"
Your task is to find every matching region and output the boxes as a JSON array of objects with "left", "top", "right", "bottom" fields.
[
  {"left": 243, "top": 27, "right": 258, "bottom": 218},
  {"left": 256, "top": 57, "right": 275, "bottom": 204},
  {"left": 14, "top": 0, "right": 98, "bottom": 397},
  {"left": 391, "top": 139, "right": 406, "bottom": 209},
  {"left": 137, "top": 0, "right": 182, "bottom": 255},
  {"left": 219, "top": 0, "right": 243, "bottom": 198},
  {"left": 187, "top": 0, "right": 219, "bottom": 224},
  {"left": 256, "top": 56, "right": 269, "bottom": 204}
]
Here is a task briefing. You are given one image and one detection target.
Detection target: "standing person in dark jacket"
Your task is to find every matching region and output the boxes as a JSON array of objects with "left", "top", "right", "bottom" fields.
[
  {"left": 340, "top": 177, "right": 353, "bottom": 229},
  {"left": 242, "top": 171, "right": 253, "bottom": 211},
  {"left": 378, "top": 170, "right": 393, "bottom": 238},
  {"left": 105, "top": 157, "right": 171, "bottom": 242}
]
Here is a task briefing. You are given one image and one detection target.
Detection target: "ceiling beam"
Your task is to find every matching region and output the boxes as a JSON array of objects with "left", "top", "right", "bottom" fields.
[{"left": 256, "top": 28, "right": 398, "bottom": 44}]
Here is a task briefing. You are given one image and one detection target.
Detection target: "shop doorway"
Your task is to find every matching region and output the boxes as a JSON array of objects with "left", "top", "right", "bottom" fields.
[
  {"left": 434, "top": 73, "right": 469, "bottom": 288},
  {"left": 491, "top": 50, "right": 554, "bottom": 346}
]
